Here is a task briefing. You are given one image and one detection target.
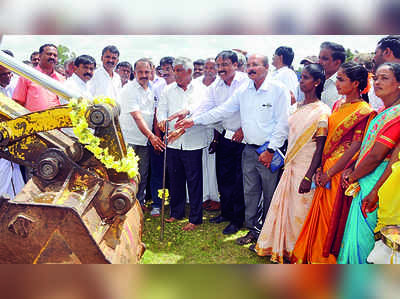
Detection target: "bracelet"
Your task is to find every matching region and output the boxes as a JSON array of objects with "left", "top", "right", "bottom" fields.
[
  {"left": 326, "top": 169, "right": 332, "bottom": 178},
  {"left": 304, "top": 176, "right": 311, "bottom": 182},
  {"left": 348, "top": 172, "right": 355, "bottom": 184}
]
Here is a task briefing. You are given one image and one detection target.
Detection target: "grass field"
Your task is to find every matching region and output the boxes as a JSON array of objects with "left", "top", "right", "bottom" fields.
[{"left": 140, "top": 205, "right": 269, "bottom": 264}]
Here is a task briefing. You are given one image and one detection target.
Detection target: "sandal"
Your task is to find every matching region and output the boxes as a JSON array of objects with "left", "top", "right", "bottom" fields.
[
  {"left": 236, "top": 231, "right": 257, "bottom": 245},
  {"left": 182, "top": 223, "right": 197, "bottom": 231}
]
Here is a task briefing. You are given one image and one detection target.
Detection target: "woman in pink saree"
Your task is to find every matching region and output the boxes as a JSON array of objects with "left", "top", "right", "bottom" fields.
[{"left": 254, "top": 64, "right": 331, "bottom": 263}]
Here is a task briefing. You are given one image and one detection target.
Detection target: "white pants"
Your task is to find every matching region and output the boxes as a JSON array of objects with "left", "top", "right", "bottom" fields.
[
  {"left": 185, "top": 146, "right": 219, "bottom": 203},
  {"left": 0, "top": 159, "right": 24, "bottom": 199},
  {"left": 202, "top": 147, "right": 219, "bottom": 202}
]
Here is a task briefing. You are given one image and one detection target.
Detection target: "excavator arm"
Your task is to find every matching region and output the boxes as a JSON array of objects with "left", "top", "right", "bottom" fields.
[{"left": 0, "top": 50, "right": 145, "bottom": 264}]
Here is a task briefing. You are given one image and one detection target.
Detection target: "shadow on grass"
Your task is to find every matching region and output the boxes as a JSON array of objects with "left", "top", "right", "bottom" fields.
[{"left": 140, "top": 204, "right": 270, "bottom": 264}]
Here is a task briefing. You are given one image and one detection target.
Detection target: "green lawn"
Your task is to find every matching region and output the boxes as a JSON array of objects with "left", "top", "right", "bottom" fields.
[{"left": 140, "top": 205, "right": 269, "bottom": 264}]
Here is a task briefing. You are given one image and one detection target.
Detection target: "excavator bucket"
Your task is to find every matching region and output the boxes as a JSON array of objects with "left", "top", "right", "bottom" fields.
[{"left": 0, "top": 50, "right": 145, "bottom": 264}]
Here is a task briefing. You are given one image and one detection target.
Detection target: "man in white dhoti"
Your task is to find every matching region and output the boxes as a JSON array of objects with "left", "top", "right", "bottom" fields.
[{"left": 0, "top": 57, "right": 25, "bottom": 199}]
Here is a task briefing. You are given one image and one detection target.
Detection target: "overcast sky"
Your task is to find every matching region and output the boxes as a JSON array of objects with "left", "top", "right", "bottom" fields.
[{"left": 1, "top": 35, "right": 384, "bottom": 70}]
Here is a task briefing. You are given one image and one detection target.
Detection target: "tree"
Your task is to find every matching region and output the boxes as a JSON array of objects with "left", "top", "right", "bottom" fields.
[
  {"left": 345, "top": 48, "right": 359, "bottom": 62},
  {"left": 57, "top": 44, "right": 76, "bottom": 65}
]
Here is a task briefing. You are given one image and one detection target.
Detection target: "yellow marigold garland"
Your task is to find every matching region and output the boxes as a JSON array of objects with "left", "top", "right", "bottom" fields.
[
  {"left": 158, "top": 188, "right": 169, "bottom": 205},
  {"left": 68, "top": 97, "right": 139, "bottom": 178}
]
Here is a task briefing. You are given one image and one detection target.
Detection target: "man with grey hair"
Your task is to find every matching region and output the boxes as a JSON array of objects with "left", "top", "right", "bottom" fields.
[
  {"left": 157, "top": 57, "right": 209, "bottom": 231},
  {"left": 168, "top": 50, "right": 249, "bottom": 235},
  {"left": 175, "top": 53, "right": 290, "bottom": 244},
  {"left": 236, "top": 52, "right": 247, "bottom": 72},
  {"left": 64, "top": 58, "right": 75, "bottom": 78}
]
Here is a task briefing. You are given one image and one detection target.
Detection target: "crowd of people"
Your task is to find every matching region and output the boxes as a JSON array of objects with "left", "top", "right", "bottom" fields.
[{"left": 0, "top": 35, "right": 399, "bottom": 264}]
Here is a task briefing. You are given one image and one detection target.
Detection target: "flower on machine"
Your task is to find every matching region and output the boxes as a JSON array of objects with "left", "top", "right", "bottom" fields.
[{"left": 68, "top": 97, "right": 139, "bottom": 178}]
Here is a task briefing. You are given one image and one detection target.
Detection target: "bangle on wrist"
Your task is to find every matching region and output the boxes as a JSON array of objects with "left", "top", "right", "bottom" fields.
[
  {"left": 326, "top": 169, "right": 332, "bottom": 178},
  {"left": 348, "top": 172, "right": 355, "bottom": 183},
  {"left": 304, "top": 176, "right": 311, "bottom": 182}
]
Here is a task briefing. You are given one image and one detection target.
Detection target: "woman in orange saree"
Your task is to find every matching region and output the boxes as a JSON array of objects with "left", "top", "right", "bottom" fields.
[
  {"left": 291, "top": 62, "right": 373, "bottom": 264},
  {"left": 254, "top": 64, "right": 331, "bottom": 263}
]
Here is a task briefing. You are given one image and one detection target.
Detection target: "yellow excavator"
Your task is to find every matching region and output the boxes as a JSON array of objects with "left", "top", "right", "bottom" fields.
[{"left": 0, "top": 51, "right": 145, "bottom": 264}]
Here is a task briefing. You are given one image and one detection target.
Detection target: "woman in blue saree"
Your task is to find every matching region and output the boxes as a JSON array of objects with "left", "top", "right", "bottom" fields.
[{"left": 338, "top": 62, "right": 400, "bottom": 264}]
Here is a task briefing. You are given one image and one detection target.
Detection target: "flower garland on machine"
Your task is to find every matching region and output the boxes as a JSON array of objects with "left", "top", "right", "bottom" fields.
[{"left": 68, "top": 96, "right": 139, "bottom": 179}]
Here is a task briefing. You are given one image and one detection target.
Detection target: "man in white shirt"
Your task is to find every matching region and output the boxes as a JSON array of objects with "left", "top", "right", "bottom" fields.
[
  {"left": 116, "top": 61, "right": 133, "bottom": 88},
  {"left": 62, "top": 54, "right": 96, "bottom": 136},
  {"left": 319, "top": 41, "right": 346, "bottom": 109},
  {"left": 146, "top": 57, "right": 176, "bottom": 217},
  {"left": 119, "top": 58, "right": 165, "bottom": 211},
  {"left": 235, "top": 51, "right": 247, "bottom": 73},
  {"left": 0, "top": 60, "right": 25, "bottom": 199},
  {"left": 196, "top": 51, "right": 249, "bottom": 235},
  {"left": 150, "top": 64, "right": 164, "bottom": 89},
  {"left": 64, "top": 54, "right": 96, "bottom": 99},
  {"left": 89, "top": 45, "right": 122, "bottom": 102},
  {"left": 175, "top": 54, "right": 290, "bottom": 243},
  {"left": 192, "top": 58, "right": 220, "bottom": 209},
  {"left": 193, "top": 59, "right": 205, "bottom": 79},
  {"left": 372, "top": 35, "right": 400, "bottom": 111},
  {"left": 157, "top": 57, "right": 208, "bottom": 231},
  {"left": 174, "top": 51, "right": 249, "bottom": 235},
  {"left": 64, "top": 58, "right": 75, "bottom": 78},
  {"left": 152, "top": 56, "right": 175, "bottom": 101},
  {"left": 270, "top": 46, "right": 299, "bottom": 99}
]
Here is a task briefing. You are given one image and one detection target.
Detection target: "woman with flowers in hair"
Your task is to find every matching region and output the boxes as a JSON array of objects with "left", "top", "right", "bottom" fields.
[
  {"left": 291, "top": 62, "right": 373, "bottom": 264},
  {"left": 338, "top": 62, "right": 400, "bottom": 264}
]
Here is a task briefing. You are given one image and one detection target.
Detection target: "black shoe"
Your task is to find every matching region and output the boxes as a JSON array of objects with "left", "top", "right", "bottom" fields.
[
  {"left": 223, "top": 223, "right": 240, "bottom": 235},
  {"left": 249, "top": 244, "right": 257, "bottom": 253},
  {"left": 209, "top": 215, "right": 228, "bottom": 224},
  {"left": 236, "top": 231, "right": 258, "bottom": 245}
]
